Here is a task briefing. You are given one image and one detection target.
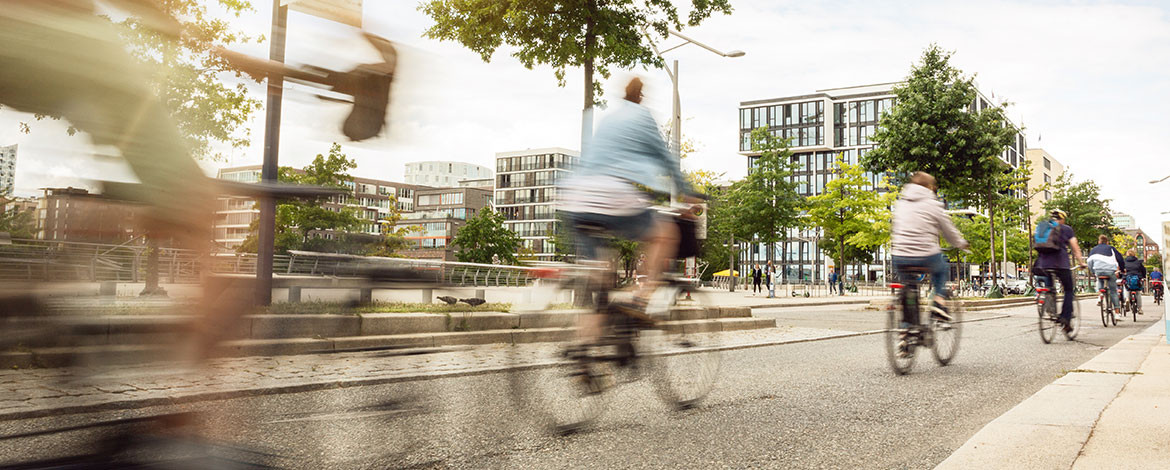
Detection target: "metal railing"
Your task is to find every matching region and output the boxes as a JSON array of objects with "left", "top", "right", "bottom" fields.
[
  {"left": 0, "top": 239, "right": 550, "bottom": 287},
  {"left": 709, "top": 276, "right": 888, "bottom": 297}
]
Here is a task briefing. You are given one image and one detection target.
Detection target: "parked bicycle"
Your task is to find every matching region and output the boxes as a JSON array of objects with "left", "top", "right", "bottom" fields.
[
  {"left": 885, "top": 265, "right": 964, "bottom": 375},
  {"left": 1036, "top": 268, "right": 1082, "bottom": 343},
  {"left": 509, "top": 206, "right": 721, "bottom": 434}
]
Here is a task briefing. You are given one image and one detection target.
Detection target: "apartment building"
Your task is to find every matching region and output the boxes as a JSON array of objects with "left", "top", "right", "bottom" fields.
[
  {"left": 395, "top": 187, "right": 493, "bottom": 260},
  {"left": 36, "top": 187, "right": 142, "bottom": 244},
  {"left": 738, "top": 82, "right": 1028, "bottom": 282},
  {"left": 1025, "top": 148, "right": 1065, "bottom": 221},
  {"left": 494, "top": 148, "right": 578, "bottom": 260},
  {"left": 404, "top": 161, "right": 492, "bottom": 188},
  {"left": 213, "top": 165, "right": 426, "bottom": 250}
]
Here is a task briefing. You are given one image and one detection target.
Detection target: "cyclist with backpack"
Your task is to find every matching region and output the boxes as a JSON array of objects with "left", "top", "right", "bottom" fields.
[
  {"left": 1087, "top": 234, "right": 1124, "bottom": 316},
  {"left": 1033, "top": 209, "right": 1086, "bottom": 332},
  {"left": 1150, "top": 267, "right": 1164, "bottom": 303},
  {"left": 1122, "top": 249, "right": 1146, "bottom": 314}
]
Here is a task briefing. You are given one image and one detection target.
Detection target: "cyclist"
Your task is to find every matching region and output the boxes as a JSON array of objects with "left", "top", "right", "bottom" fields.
[
  {"left": 891, "top": 172, "right": 969, "bottom": 325},
  {"left": 558, "top": 77, "right": 701, "bottom": 330},
  {"left": 1087, "top": 234, "right": 1123, "bottom": 316},
  {"left": 1151, "top": 267, "right": 1164, "bottom": 302},
  {"left": 1122, "top": 249, "right": 1146, "bottom": 314},
  {"left": 1034, "top": 209, "right": 1086, "bottom": 332}
]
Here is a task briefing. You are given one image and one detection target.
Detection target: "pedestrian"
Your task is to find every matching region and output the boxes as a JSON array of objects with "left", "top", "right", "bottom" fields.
[
  {"left": 766, "top": 261, "right": 775, "bottom": 298},
  {"left": 752, "top": 264, "right": 762, "bottom": 293},
  {"left": 829, "top": 269, "right": 838, "bottom": 294}
]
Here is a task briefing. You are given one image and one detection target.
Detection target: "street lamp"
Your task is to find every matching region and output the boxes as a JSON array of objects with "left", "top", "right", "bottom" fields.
[{"left": 1150, "top": 175, "right": 1170, "bottom": 184}]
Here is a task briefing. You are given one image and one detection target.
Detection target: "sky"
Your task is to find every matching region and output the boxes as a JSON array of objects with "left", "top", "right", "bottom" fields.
[{"left": 2, "top": 0, "right": 1169, "bottom": 244}]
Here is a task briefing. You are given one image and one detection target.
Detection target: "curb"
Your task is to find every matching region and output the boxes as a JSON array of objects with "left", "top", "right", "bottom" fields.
[
  {"left": 0, "top": 313, "right": 1013, "bottom": 422},
  {"left": 747, "top": 299, "right": 874, "bottom": 309},
  {"left": 935, "top": 314, "right": 1166, "bottom": 470}
]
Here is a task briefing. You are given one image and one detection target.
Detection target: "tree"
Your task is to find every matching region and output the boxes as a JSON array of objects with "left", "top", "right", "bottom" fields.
[
  {"left": 0, "top": 206, "right": 37, "bottom": 239},
  {"left": 1146, "top": 253, "right": 1162, "bottom": 271},
  {"left": 1111, "top": 234, "right": 1138, "bottom": 257},
  {"left": 698, "top": 185, "right": 735, "bottom": 281},
  {"left": 729, "top": 127, "right": 803, "bottom": 272},
  {"left": 11, "top": 0, "right": 262, "bottom": 161},
  {"left": 419, "top": 0, "right": 732, "bottom": 135},
  {"left": 1042, "top": 173, "right": 1118, "bottom": 253},
  {"left": 453, "top": 209, "right": 520, "bottom": 265},
  {"left": 804, "top": 156, "right": 895, "bottom": 279},
  {"left": 239, "top": 144, "right": 369, "bottom": 254},
  {"left": 864, "top": 44, "right": 1019, "bottom": 282}
]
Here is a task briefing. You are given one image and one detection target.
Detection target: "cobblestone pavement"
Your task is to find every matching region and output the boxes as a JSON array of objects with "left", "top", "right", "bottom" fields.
[{"left": 0, "top": 326, "right": 864, "bottom": 421}]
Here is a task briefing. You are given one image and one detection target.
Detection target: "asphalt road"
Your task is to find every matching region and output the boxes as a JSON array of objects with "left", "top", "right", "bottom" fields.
[{"left": 0, "top": 299, "right": 1161, "bottom": 469}]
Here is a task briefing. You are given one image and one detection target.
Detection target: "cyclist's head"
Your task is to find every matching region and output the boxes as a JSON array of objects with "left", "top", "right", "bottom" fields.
[
  {"left": 908, "top": 172, "right": 938, "bottom": 193},
  {"left": 624, "top": 77, "right": 644, "bottom": 104},
  {"left": 1050, "top": 209, "right": 1067, "bottom": 221},
  {"left": 1126, "top": 249, "right": 1136, "bottom": 257},
  {"left": 1098, "top": 234, "right": 1109, "bottom": 244}
]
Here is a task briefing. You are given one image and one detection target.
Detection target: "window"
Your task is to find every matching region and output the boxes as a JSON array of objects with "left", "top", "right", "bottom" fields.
[
  {"left": 769, "top": 105, "right": 782, "bottom": 127},
  {"left": 785, "top": 104, "right": 796, "bottom": 125},
  {"left": 740, "top": 108, "right": 750, "bottom": 130},
  {"left": 1043, "top": 157, "right": 1051, "bottom": 170},
  {"left": 1044, "top": 174, "right": 1051, "bottom": 184}
]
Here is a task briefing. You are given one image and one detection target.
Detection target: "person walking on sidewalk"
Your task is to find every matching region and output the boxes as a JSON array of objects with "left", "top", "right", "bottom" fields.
[
  {"left": 1087, "top": 234, "right": 1124, "bottom": 316},
  {"left": 752, "top": 264, "right": 762, "bottom": 293},
  {"left": 829, "top": 269, "right": 838, "bottom": 294},
  {"left": 1034, "top": 209, "right": 1086, "bottom": 332},
  {"left": 1123, "top": 249, "right": 1147, "bottom": 314},
  {"left": 765, "top": 262, "right": 776, "bottom": 298}
]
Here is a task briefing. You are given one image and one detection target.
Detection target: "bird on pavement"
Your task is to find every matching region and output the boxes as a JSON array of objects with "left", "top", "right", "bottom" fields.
[
  {"left": 436, "top": 296, "right": 458, "bottom": 305},
  {"left": 459, "top": 298, "right": 486, "bottom": 306}
]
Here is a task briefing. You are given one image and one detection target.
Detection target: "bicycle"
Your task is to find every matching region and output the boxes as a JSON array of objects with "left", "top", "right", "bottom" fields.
[
  {"left": 1036, "top": 269, "right": 1082, "bottom": 344},
  {"left": 509, "top": 207, "right": 721, "bottom": 434},
  {"left": 1125, "top": 282, "right": 1140, "bottom": 321},
  {"left": 1095, "top": 275, "right": 1117, "bottom": 328},
  {"left": 885, "top": 265, "right": 963, "bottom": 375},
  {"left": 1153, "top": 280, "right": 1163, "bottom": 305}
]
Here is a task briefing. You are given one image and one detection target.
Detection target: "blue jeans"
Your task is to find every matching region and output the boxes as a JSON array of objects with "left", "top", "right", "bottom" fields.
[
  {"left": 892, "top": 254, "right": 950, "bottom": 297},
  {"left": 1095, "top": 271, "right": 1120, "bottom": 311}
]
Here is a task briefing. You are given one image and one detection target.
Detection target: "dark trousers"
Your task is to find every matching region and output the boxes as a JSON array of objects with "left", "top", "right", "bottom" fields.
[
  {"left": 1049, "top": 268, "right": 1076, "bottom": 321},
  {"left": 753, "top": 279, "right": 761, "bottom": 292}
]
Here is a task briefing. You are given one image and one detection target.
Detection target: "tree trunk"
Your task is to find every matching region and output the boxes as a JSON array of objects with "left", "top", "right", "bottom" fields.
[
  {"left": 988, "top": 191, "right": 998, "bottom": 288},
  {"left": 140, "top": 233, "right": 167, "bottom": 297},
  {"left": 729, "top": 234, "right": 735, "bottom": 292}
]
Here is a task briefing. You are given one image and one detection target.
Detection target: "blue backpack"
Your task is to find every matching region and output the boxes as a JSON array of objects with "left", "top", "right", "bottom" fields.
[
  {"left": 1126, "top": 274, "right": 1142, "bottom": 290},
  {"left": 1033, "top": 219, "right": 1062, "bottom": 253}
]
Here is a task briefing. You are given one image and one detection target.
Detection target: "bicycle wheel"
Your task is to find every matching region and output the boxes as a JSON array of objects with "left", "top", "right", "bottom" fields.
[
  {"left": 930, "top": 299, "right": 962, "bottom": 366},
  {"left": 1132, "top": 295, "right": 1139, "bottom": 322},
  {"left": 1063, "top": 295, "right": 1082, "bottom": 340},
  {"left": 641, "top": 283, "right": 722, "bottom": 410},
  {"left": 1100, "top": 295, "right": 1109, "bottom": 328},
  {"left": 885, "top": 292, "right": 916, "bottom": 375},
  {"left": 1039, "top": 293, "right": 1058, "bottom": 344}
]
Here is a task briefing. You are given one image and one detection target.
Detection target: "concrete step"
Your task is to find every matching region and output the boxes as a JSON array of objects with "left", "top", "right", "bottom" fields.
[{"left": 1, "top": 316, "right": 778, "bottom": 367}]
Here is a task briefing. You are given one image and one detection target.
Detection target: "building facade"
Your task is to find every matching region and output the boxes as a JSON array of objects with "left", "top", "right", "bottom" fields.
[
  {"left": 36, "top": 187, "right": 143, "bottom": 244},
  {"left": 1024, "top": 148, "right": 1064, "bottom": 221},
  {"left": 738, "top": 82, "right": 1028, "bottom": 282},
  {"left": 395, "top": 187, "right": 493, "bottom": 260},
  {"left": 0, "top": 144, "right": 16, "bottom": 196},
  {"left": 1122, "top": 228, "right": 1159, "bottom": 260},
  {"left": 494, "top": 148, "right": 578, "bottom": 260},
  {"left": 1112, "top": 212, "right": 1137, "bottom": 231},
  {"left": 213, "top": 165, "right": 426, "bottom": 250},
  {"left": 404, "top": 161, "right": 493, "bottom": 188}
]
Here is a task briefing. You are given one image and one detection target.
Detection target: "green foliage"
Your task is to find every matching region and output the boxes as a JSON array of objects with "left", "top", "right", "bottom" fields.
[
  {"left": 803, "top": 156, "right": 895, "bottom": 271},
  {"left": 697, "top": 185, "right": 734, "bottom": 281},
  {"left": 238, "top": 144, "right": 408, "bottom": 255},
  {"left": 950, "top": 215, "right": 990, "bottom": 265},
  {"left": 863, "top": 44, "right": 1018, "bottom": 207},
  {"left": 418, "top": 0, "right": 733, "bottom": 105},
  {"left": 453, "top": 209, "right": 520, "bottom": 265},
  {"left": 729, "top": 127, "right": 803, "bottom": 245},
  {"left": 0, "top": 206, "right": 37, "bottom": 239},
  {"left": 1145, "top": 253, "right": 1162, "bottom": 271},
  {"left": 613, "top": 239, "right": 640, "bottom": 280},
  {"left": 1042, "top": 173, "right": 1118, "bottom": 253},
  {"left": 1111, "top": 234, "right": 1138, "bottom": 257}
]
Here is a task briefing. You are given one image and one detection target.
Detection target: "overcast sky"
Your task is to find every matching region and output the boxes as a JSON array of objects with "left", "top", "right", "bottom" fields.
[{"left": 2, "top": 0, "right": 1168, "bottom": 243}]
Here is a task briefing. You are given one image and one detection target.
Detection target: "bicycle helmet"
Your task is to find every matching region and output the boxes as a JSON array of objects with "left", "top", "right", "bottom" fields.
[{"left": 1050, "top": 209, "right": 1068, "bottom": 220}]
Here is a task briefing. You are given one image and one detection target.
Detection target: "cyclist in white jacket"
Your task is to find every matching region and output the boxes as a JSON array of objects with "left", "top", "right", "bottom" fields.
[{"left": 1087, "top": 234, "right": 1123, "bottom": 315}]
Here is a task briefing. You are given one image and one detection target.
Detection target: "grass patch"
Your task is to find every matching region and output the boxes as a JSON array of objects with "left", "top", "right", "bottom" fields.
[{"left": 265, "top": 300, "right": 512, "bottom": 315}]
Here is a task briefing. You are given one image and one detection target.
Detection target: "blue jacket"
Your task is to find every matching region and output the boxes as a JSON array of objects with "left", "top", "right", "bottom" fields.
[{"left": 575, "top": 100, "right": 695, "bottom": 197}]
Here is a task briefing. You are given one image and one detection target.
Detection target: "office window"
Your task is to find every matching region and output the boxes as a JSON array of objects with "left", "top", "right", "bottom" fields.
[
  {"left": 1043, "top": 157, "right": 1051, "bottom": 170},
  {"left": 785, "top": 104, "right": 796, "bottom": 125}
]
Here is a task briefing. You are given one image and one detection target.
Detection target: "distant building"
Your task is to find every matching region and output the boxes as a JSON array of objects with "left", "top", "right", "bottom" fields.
[
  {"left": 0, "top": 144, "right": 16, "bottom": 196},
  {"left": 36, "top": 187, "right": 143, "bottom": 244},
  {"left": 457, "top": 177, "right": 495, "bottom": 190},
  {"left": 395, "top": 187, "right": 494, "bottom": 260},
  {"left": 494, "top": 148, "right": 578, "bottom": 260},
  {"left": 1112, "top": 212, "right": 1137, "bottom": 230},
  {"left": 404, "top": 161, "right": 493, "bottom": 188},
  {"left": 213, "top": 165, "right": 426, "bottom": 250},
  {"left": 1025, "top": 148, "right": 1064, "bottom": 221},
  {"left": 1, "top": 196, "right": 38, "bottom": 215},
  {"left": 1123, "top": 228, "right": 1159, "bottom": 260}
]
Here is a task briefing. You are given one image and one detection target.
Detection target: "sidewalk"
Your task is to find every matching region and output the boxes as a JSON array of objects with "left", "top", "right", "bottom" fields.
[
  {"left": 697, "top": 288, "right": 881, "bottom": 309},
  {"left": 937, "top": 313, "right": 1169, "bottom": 469}
]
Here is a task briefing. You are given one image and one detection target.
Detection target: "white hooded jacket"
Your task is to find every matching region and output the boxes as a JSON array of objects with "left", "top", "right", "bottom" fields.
[{"left": 891, "top": 183, "right": 967, "bottom": 257}]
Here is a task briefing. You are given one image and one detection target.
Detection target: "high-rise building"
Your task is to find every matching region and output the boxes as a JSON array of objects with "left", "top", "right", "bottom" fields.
[
  {"left": 0, "top": 144, "right": 17, "bottom": 196},
  {"left": 213, "top": 165, "right": 426, "bottom": 250},
  {"left": 395, "top": 187, "right": 494, "bottom": 260},
  {"left": 494, "top": 148, "right": 578, "bottom": 260},
  {"left": 738, "top": 82, "right": 1028, "bottom": 282},
  {"left": 1025, "top": 148, "right": 1064, "bottom": 221},
  {"left": 1112, "top": 212, "right": 1137, "bottom": 230},
  {"left": 404, "top": 161, "right": 493, "bottom": 188}
]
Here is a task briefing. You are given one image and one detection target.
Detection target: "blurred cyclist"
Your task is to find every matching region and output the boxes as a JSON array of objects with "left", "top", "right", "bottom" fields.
[
  {"left": 1087, "top": 234, "right": 1123, "bottom": 316},
  {"left": 1034, "top": 209, "right": 1086, "bottom": 332},
  {"left": 890, "top": 172, "right": 969, "bottom": 323},
  {"left": 1151, "top": 267, "right": 1164, "bottom": 301}
]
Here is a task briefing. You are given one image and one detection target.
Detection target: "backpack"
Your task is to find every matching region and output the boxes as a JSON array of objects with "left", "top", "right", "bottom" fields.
[
  {"left": 1126, "top": 274, "right": 1142, "bottom": 290},
  {"left": 1033, "top": 219, "right": 1062, "bottom": 253}
]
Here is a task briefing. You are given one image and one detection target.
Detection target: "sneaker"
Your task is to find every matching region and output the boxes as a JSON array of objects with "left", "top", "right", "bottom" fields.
[
  {"left": 930, "top": 304, "right": 953, "bottom": 322},
  {"left": 1061, "top": 318, "right": 1073, "bottom": 333},
  {"left": 896, "top": 333, "right": 914, "bottom": 358}
]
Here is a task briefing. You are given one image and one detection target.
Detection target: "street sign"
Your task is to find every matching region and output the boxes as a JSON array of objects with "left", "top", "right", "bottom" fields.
[{"left": 281, "top": 0, "right": 362, "bottom": 28}]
